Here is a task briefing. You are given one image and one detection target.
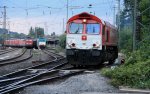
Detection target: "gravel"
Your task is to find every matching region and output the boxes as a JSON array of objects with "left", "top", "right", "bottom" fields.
[{"left": 17, "top": 72, "right": 119, "bottom": 94}]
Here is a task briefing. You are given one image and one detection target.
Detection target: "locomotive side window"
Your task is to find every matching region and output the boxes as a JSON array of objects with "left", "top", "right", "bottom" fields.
[
  {"left": 86, "top": 24, "right": 100, "bottom": 34},
  {"left": 69, "top": 23, "right": 83, "bottom": 34}
]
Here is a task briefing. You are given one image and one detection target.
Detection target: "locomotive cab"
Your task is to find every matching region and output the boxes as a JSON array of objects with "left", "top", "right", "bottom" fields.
[
  {"left": 37, "top": 38, "right": 47, "bottom": 49},
  {"left": 66, "top": 12, "right": 103, "bottom": 65}
]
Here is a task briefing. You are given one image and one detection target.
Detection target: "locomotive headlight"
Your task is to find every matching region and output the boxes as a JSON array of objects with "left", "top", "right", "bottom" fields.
[
  {"left": 71, "top": 43, "right": 75, "bottom": 47},
  {"left": 92, "top": 40, "right": 101, "bottom": 48},
  {"left": 83, "top": 19, "right": 87, "bottom": 23},
  {"left": 67, "top": 39, "right": 76, "bottom": 48},
  {"left": 93, "top": 43, "right": 96, "bottom": 47}
]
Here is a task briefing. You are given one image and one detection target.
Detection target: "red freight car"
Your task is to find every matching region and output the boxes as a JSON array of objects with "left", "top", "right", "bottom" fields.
[{"left": 4, "top": 39, "right": 34, "bottom": 48}]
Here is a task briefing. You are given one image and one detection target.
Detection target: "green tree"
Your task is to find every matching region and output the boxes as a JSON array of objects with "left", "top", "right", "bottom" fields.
[
  {"left": 28, "top": 27, "right": 35, "bottom": 38},
  {"left": 59, "top": 34, "right": 66, "bottom": 48},
  {"left": 19, "top": 33, "right": 26, "bottom": 39},
  {"left": 121, "top": 0, "right": 150, "bottom": 50},
  {"left": 120, "top": 29, "right": 132, "bottom": 52},
  {"left": 35, "top": 27, "right": 44, "bottom": 38}
]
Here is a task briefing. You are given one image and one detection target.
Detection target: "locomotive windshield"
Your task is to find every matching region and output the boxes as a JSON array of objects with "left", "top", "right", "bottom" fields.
[
  {"left": 69, "top": 23, "right": 83, "bottom": 34},
  {"left": 86, "top": 23, "right": 100, "bottom": 34}
]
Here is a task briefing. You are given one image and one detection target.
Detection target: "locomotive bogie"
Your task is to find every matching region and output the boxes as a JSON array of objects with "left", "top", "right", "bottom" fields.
[{"left": 66, "top": 49, "right": 102, "bottom": 65}]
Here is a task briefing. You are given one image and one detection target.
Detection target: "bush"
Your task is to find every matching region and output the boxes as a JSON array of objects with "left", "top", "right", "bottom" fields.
[
  {"left": 102, "top": 60, "right": 150, "bottom": 89},
  {"left": 101, "top": 51, "right": 150, "bottom": 89},
  {"left": 59, "top": 34, "right": 66, "bottom": 49},
  {"left": 54, "top": 46, "right": 64, "bottom": 53}
]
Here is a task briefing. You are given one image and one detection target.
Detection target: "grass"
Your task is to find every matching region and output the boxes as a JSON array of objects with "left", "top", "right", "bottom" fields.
[{"left": 54, "top": 46, "right": 65, "bottom": 53}]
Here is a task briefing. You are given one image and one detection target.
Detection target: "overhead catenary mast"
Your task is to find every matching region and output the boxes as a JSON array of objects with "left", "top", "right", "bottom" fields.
[
  {"left": 113, "top": 5, "right": 116, "bottom": 26},
  {"left": 62, "top": 18, "right": 65, "bottom": 33},
  {"left": 66, "top": 0, "right": 69, "bottom": 22},
  {"left": 3, "top": 6, "right": 6, "bottom": 29},
  {"left": 133, "top": 0, "right": 137, "bottom": 51},
  {"left": 117, "top": 0, "right": 121, "bottom": 50}
]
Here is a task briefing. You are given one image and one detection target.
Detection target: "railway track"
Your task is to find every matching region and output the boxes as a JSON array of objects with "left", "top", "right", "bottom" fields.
[
  {"left": 0, "top": 49, "right": 32, "bottom": 66},
  {"left": 0, "top": 48, "right": 11, "bottom": 52},
  {"left": 0, "top": 48, "right": 18, "bottom": 55},
  {"left": 0, "top": 49, "right": 8, "bottom": 52},
  {"left": 0, "top": 49, "right": 82, "bottom": 94},
  {"left": 0, "top": 48, "right": 26, "bottom": 62},
  {"left": 0, "top": 69, "right": 83, "bottom": 94},
  {"left": 0, "top": 49, "right": 66, "bottom": 78}
]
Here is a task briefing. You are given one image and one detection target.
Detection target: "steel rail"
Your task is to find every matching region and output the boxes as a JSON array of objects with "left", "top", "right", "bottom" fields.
[
  {"left": 0, "top": 49, "right": 12, "bottom": 53},
  {"left": 0, "top": 48, "right": 27, "bottom": 62},
  {"left": 0, "top": 70, "right": 83, "bottom": 94},
  {"left": 44, "top": 49, "right": 65, "bottom": 58},
  {"left": 0, "top": 49, "right": 65, "bottom": 80},
  {"left": 0, "top": 49, "right": 33, "bottom": 66},
  {"left": 0, "top": 62, "right": 69, "bottom": 92},
  {"left": 0, "top": 48, "right": 80, "bottom": 94},
  {"left": 0, "top": 48, "right": 18, "bottom": 55}
]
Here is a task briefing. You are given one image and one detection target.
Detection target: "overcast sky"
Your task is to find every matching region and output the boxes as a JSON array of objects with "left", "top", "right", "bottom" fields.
[{"left": 0, "top": 0, "right": 123, "bottom": 35}]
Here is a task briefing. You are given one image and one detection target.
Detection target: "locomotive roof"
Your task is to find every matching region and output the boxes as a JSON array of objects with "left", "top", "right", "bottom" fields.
[
  {"left": 104, "top": 21, "right": 117, "bottom": 30},
  {"left": 68, "top": 12, "right": 117, "bottom": 30},
  {"left": 5, "top": 38, "right": 25, "bottom": 40},
  {"left": 68, "top": 12, "right": 104, "bottom": 24}
]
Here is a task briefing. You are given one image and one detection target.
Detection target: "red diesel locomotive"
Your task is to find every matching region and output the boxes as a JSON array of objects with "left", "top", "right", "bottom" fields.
[{"left": 66, "top": 12, "right": 118, "bottom": 66}]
